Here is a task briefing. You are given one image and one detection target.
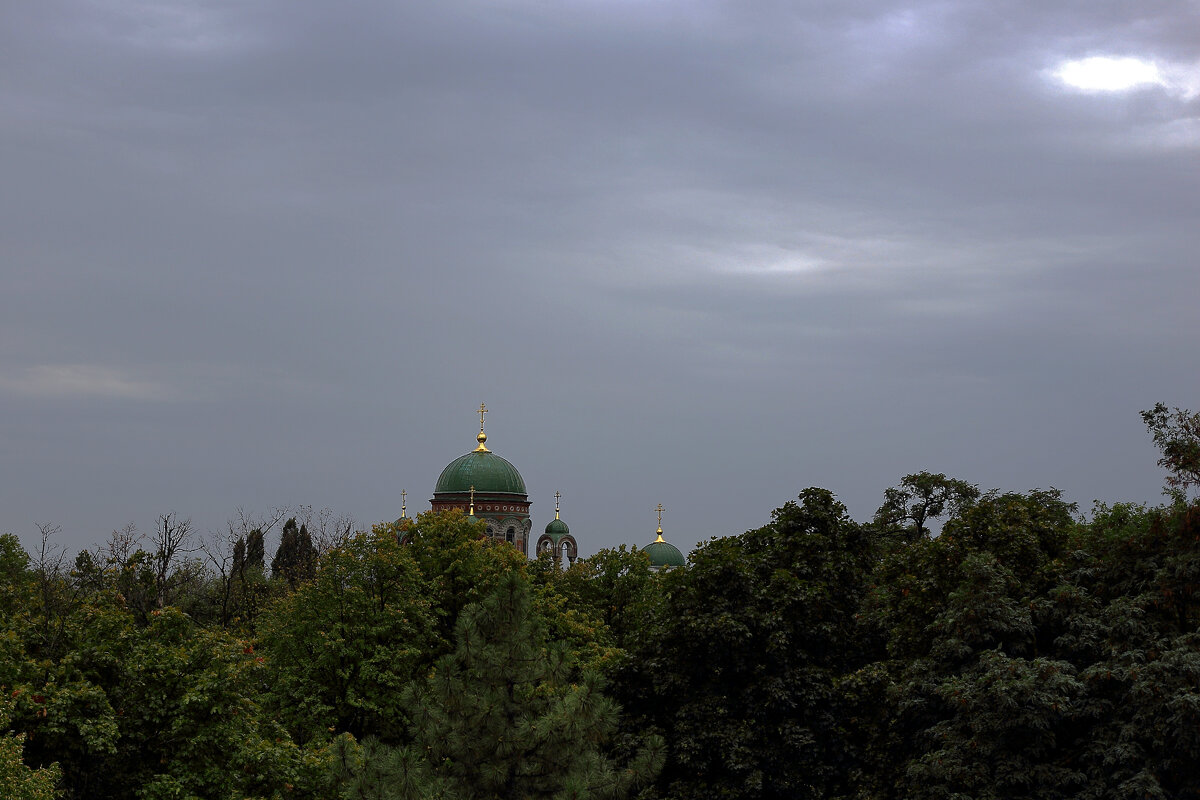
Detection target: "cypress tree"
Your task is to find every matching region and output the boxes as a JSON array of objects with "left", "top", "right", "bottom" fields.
[
  {"left": 245, "top": 528, "right": 265, "bottom": 573},
  {"left": 272, "top": 518, "right": 316, "bottom": 589},
  {"left": 232, "top": 536, "right": 246, "bottom": 577}
]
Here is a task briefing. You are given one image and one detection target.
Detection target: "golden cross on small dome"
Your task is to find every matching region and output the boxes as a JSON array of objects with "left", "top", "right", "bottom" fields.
[
  {"left": 401, "top": 489, "right": 407, "bottom": 518},
  {"left": 654, "top": 503, "right": 665, "bottom": 542},
  {"left": 554, "top": 491, "right": 562, "bottom": 520},
  {"left": 474, "top": 403, "right": 490, "bottom": 452},
  {"left": 469, "top": 485, "right": 476, "bottom": 516}
]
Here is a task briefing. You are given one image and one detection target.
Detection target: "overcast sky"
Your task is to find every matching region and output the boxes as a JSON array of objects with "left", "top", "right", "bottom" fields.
[{"left": 2, "top": 0, "right": 1198, "bottom": 558}]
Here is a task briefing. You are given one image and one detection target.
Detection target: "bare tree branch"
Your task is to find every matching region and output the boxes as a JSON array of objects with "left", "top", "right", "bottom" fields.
[
  {"left": 151, "top": 512, "right": 195, "bottom": 609},
  {"left": 100, "top": 521, "right": 142, "bottom": 568}
]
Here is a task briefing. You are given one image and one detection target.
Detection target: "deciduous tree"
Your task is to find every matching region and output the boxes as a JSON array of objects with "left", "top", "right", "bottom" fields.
[
  {"left": 260, "top": 525, "right": 433, "bottom": 744},
  {"left": 0, "top": 695, "right": 60, "bottom": 800},
  {"left": 618, "top": 488, "right": 882, "bottom": 800},
  {"left": 874, "top": 471, "right": 979, "bottom": 541},
  {"left": 1142, "top": 403, "right": 1200, "bottom": 496}
]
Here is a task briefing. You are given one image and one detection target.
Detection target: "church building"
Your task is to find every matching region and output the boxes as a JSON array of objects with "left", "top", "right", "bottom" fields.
[{"left": 409, "top": 404, "right": 684, "bottom": 570}]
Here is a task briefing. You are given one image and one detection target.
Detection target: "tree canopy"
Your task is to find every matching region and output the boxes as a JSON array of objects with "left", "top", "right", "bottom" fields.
[{"left": 3, "top": 407, "right": 1199, "bottom": 799}]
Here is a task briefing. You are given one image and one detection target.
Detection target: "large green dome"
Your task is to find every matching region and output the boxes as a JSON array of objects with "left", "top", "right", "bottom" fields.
[
  {"left": 434, "top": 450, "right": 527, "bottom": 496},
  {"left": 643, "top": 540, "right": 686, "bottom": 568}
]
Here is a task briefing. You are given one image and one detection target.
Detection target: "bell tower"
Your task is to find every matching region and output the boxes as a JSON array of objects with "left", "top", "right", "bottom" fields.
[{"left": 537, "top": 491, "right": 578, "bottom": 567}]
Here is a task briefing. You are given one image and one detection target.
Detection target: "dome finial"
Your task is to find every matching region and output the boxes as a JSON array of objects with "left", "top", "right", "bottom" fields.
[
  {"left": 655, "top": 503, "right": 665, "bottom": 542},
  {"left": 554, "top": 490, "right": 561, "bottom": 520},
  {"left": 474, "top": 402, "right": 490, "bottom": 452},
  {"left": 401, "top": 489, "right": 407, "bottom": 519},
  {"left": 469, "top": 485, "right": 476, "bottom": 516}
]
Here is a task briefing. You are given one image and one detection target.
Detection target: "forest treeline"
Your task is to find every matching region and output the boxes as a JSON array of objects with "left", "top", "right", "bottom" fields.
[{"left": 3, "top": 405, "right": 1200, "bottom": 800}]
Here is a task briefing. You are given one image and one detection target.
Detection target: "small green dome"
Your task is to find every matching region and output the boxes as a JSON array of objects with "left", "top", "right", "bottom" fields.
[
  {"left": 545, "top": 517, "right": 570, "bottom": 536},
  {"left": 643, "top": 539, "right": 685, "bottom": 568},
  {"left": 434, "top": 451, "right": 527, "bottom": 496}
]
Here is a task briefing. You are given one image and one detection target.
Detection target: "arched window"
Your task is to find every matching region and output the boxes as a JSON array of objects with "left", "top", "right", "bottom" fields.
[{"left": 506, "top": 527, "right": 515, "bottom": 543}]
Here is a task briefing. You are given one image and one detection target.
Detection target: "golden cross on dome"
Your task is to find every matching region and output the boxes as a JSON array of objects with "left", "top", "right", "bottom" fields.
[
  {"left": 554, "top": 491, "right": 562, "bottom": 520},
  {"left": 474, "top": 403, "right": 490, "bottom": 452},
  {"left": 469, "top": 485, "right": 476, "bottom": 516},
  {"left": 401, "top": 489, "right": 407, "bottom": 518},
  {"left": 655, "top": 503, "right": 665, "bottom": 541}
]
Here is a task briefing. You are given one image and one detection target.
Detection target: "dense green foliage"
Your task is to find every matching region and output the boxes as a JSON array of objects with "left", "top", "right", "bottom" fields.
[
  {"left": 614, "top": 488, "right": 880, "bottom": 800},
  {"left": 1, "top": 693, "right": 60, "bottom": 800},
  {"left": 338, "top": 573, "right": 663, "bottom": 800},
  {"left": 260, "top": 524, "right": 432, "bottom": 744},
  {"left": 3, "top": 407, "right": 1200, "bottom": 799}
]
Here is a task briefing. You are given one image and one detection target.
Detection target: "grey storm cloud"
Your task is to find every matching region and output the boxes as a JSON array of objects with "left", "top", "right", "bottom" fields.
[{"left": 1, "top": 0, "right": 1197, "bottom": 556}]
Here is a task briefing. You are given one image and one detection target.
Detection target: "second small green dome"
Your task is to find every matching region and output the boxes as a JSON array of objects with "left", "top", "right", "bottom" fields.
[{"left": 545, "top": 517, "right": 570, "bottom": 536}]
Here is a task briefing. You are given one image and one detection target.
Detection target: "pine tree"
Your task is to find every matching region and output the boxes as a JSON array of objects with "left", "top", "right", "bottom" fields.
[{"left": 342, "top": 572, "right": 663, "bottom": 800}]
